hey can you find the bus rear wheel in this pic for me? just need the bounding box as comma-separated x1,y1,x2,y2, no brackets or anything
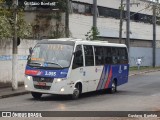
31,92,42,99
109,80,117,94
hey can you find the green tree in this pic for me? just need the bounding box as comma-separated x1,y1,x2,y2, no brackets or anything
85,26,99,40
0,0,31,40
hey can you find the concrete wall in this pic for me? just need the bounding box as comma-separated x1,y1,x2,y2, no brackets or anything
24,11,65,39
156,48,160,66
69,14,160,41
130,47,152,66
0,40,38,83
130,47,160,67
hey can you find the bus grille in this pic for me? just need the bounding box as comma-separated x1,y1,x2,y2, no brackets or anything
33,77,54,83
33,77,53,90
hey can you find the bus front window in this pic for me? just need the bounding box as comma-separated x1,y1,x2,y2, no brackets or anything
28,44,74,68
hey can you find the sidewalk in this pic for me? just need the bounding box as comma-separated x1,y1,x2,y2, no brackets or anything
129,68,160,76
0,68,160,99
0,86,29,99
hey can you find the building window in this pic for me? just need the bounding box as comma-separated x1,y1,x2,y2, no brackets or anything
85,4,92,14
72,2,92,14
98,6,120,19
72,1,155,25
134,14,139,22
72,2,79,13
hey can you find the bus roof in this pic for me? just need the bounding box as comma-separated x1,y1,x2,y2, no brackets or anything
38,38,127,48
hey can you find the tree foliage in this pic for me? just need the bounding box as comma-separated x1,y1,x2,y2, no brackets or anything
85,27,99,40
0,0,31,40
0,0,68,40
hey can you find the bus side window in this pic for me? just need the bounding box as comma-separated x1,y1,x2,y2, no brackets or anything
94,46,104,65
119,48,128,64
72,45,83,69
84,45,94,66
112,47,119,64
104,47,112,64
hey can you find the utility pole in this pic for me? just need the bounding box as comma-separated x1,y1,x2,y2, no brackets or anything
93,0,97,28
65,0,69,38
152,1,156,67
126,0,130,52
12,0,18,90
120,0,140,44
119,0,124,43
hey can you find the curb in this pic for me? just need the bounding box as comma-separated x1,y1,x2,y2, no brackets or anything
0,91,30,99
129,69,160,76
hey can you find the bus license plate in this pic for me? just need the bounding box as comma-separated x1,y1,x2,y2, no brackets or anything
37,82,46,86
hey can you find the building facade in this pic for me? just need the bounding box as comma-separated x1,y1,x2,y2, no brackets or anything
69,0,160,66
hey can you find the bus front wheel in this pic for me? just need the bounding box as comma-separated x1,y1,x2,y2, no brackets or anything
31,92,42,99
71,83,82,99
72,88,80,100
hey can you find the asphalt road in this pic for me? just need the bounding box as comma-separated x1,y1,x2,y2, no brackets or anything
0,71,160,119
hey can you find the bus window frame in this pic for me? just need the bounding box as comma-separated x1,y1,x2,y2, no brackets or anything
94,46,105,66
72,44,84,69
83,45,94,67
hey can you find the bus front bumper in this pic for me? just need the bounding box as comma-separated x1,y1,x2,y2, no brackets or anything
24,76,74,95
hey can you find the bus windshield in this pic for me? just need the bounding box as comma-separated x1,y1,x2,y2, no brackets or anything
28,44,74,68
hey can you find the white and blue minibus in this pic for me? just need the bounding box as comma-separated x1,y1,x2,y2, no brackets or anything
25,38,129,99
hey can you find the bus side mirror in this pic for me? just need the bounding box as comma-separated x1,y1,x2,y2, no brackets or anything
29,47,33,55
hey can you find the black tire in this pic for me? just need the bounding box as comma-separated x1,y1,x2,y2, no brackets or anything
31,92,42,99
108,80,117,94
72,87,80,100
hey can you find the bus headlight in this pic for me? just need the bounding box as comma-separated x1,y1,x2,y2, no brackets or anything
60,87,65,92
27,76,31,80
56,78,62,82
56,78,67,83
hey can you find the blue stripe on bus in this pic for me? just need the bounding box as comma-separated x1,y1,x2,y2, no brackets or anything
97,64,129,90
25,65,69,78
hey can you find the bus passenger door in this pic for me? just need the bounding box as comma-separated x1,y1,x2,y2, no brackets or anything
71,45,88,93
82,45,97,92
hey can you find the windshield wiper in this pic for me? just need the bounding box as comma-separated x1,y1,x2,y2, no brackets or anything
45,61,63,68
29,62,42,66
